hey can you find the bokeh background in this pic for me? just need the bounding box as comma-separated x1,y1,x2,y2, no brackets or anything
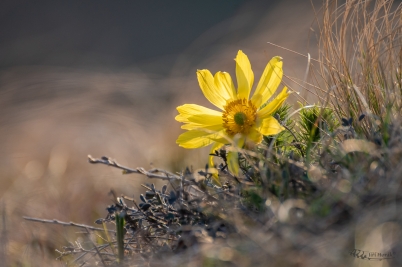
0,0,320,265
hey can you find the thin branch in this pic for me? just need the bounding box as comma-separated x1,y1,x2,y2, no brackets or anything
85,228,107,267
23,216,116,233
267,42,321,62
87,155,187,183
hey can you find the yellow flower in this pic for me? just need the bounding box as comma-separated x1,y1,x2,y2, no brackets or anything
176,50,290,180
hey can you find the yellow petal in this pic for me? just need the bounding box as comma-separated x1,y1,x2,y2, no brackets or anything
211,173,222,186
197,69,228,110
227,151,240,176
208,130,232,144
176,104,222,125
181,126,230,144
251,56,283,106
259,116,285,136
176,130,214,148
177,129,228,149
214,71,236,101
257,87,290,119
251,93,262,108
181,123,223,131
209,142,224,186
209,142,225,168
235,50,254,100
247,127,263,144
226,134,245,176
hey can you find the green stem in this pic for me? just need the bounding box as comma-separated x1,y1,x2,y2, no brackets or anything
115,212,125,264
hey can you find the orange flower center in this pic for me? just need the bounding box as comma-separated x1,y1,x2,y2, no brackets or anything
222,99,257,135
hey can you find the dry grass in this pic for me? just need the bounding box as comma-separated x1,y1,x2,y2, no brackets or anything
315,0,402,135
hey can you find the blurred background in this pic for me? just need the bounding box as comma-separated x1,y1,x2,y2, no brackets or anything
0,0,320,265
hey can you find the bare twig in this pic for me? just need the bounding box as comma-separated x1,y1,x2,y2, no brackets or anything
85,228,107,267
87,155,188,183
70,244,113,263
267,42,321,62
23,216,116,232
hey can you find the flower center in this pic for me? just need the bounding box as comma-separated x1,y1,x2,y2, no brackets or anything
222,99,257,136
234,112,247,125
